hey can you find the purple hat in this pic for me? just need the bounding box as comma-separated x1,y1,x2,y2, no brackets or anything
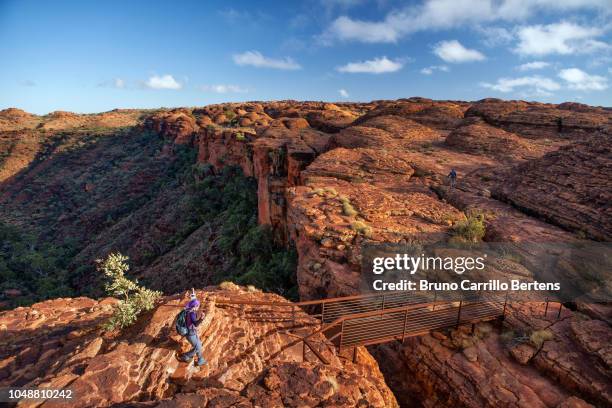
186,299,200,310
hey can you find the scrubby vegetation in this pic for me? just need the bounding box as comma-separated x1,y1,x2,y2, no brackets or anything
351,220,372,237
0,221,77,307
529,329,554,348
0,124,298,306
186,166,298,299
98,252,161,330
451,211,486,242
340,195,358,217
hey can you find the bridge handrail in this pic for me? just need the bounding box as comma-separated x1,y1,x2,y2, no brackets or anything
215,292,392,307
216,291,508,361
216,290,498,308
302,297,501,341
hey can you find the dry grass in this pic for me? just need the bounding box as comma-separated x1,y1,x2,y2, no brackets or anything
219,281,240,291
340,195,358,217
530,329,554,348
350,220,372,237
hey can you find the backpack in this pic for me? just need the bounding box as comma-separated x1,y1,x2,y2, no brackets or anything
175,310,189,336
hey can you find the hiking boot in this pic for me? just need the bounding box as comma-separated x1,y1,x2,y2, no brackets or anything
196,357,207,366
178,354,191,363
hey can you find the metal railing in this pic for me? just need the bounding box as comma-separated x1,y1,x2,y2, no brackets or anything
216,291,509,363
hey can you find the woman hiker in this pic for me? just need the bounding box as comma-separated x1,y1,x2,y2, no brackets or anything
178,296,208,367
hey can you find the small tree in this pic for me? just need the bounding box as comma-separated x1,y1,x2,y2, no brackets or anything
97,252,161,330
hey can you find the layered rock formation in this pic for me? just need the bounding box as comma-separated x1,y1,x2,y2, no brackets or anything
445,117,542,160
1,98,610,407
373,301,611,408
494,132,611,240
465,99,611,139
0,286,396,407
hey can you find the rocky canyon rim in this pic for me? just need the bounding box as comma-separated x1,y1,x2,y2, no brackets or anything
0,97,610,407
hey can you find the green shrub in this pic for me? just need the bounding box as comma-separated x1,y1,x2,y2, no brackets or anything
451,211,486,242
187,166,298,300
0,222,76,307
98,252,161,330
224,109,236,121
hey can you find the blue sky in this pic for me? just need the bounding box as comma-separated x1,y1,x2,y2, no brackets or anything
1,0,610,114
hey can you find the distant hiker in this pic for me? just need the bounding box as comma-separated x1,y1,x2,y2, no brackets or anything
176,291,207,367
448,168,457,188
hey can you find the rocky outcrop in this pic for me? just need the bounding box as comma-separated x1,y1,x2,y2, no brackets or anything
445,117,539,160
288,147,465,299
354,98,469,130
357,115,441,141
2,98,610,407
0,108,39,132
0,286,397,407
466,99,611,139
146,109,199,145
372,302,608,408
493,132,611,240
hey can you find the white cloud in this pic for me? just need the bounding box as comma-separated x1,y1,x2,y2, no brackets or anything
514,22,609,56
420,65,449,75
517,61,550,71
481,75,561,95
200,84,248,93
433,40,485,63
98,78,126,89
318,0,609,44
339,89,350,98
558,68,608,90
336,56,404,74
321,16,400,43
145,74,182,90
477,26,514,46
113,78,125,89
218,9,270,26
232,51,301,70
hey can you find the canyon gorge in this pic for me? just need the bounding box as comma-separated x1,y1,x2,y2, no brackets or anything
0,98,610,407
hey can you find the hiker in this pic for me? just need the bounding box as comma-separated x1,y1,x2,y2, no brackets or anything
448,168,457,188
177,296,207,367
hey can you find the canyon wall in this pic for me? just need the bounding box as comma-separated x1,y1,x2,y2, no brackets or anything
144,98,611,407
1,98,610,407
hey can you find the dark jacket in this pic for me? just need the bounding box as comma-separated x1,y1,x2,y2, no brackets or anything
186,310,203,335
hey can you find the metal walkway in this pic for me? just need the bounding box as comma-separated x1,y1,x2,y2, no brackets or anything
217,290,509,363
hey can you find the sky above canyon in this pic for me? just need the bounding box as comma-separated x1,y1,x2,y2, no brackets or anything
0,0,610,114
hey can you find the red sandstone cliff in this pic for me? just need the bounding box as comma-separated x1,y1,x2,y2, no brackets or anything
1,98,610,407
141,99,610,407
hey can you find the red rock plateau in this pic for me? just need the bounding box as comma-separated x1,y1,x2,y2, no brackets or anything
0,98,610,407
1,286,396,407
